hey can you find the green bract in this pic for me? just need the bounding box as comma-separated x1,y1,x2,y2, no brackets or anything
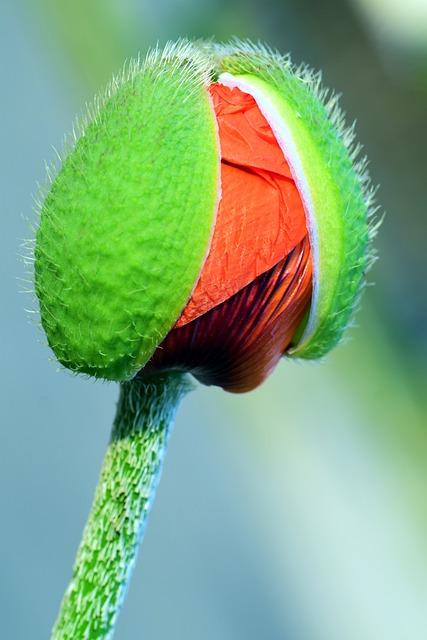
214,41,374,359
35,39,375,382
35,42,219,381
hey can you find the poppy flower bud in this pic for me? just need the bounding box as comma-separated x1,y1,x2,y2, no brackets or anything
35,39,375,391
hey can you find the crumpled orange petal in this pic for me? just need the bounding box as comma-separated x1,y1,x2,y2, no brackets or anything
176,83,307,327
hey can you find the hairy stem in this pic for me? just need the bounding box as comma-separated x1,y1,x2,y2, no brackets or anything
51,372,192,640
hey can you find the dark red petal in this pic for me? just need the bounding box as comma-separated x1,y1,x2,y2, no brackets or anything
142,236,312,393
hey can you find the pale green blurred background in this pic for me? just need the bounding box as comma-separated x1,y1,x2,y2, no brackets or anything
2,0,427,638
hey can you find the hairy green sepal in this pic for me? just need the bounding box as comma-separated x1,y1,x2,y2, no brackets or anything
35,47,219,381
217,44,369,359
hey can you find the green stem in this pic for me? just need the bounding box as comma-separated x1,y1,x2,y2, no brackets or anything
51,372,192,640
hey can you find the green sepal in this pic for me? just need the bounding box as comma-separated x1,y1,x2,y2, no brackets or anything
216,41,372,360
35,42,219,381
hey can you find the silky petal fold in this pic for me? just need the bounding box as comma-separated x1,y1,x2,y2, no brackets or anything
177,84,307,326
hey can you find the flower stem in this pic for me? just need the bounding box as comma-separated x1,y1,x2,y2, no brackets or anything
51,372,192,640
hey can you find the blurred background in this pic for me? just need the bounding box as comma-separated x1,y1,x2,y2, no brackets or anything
2,0,427,638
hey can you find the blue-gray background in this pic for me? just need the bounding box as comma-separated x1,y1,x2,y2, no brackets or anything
2,1,427,638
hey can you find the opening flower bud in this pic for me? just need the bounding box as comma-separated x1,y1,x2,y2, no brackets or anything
35,39,375,391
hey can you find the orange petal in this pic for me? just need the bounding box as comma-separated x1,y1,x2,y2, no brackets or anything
177,83,307,327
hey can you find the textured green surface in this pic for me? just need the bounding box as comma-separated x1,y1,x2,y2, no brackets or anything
35,43,219,381
51,373,191,640
216,42,370,359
